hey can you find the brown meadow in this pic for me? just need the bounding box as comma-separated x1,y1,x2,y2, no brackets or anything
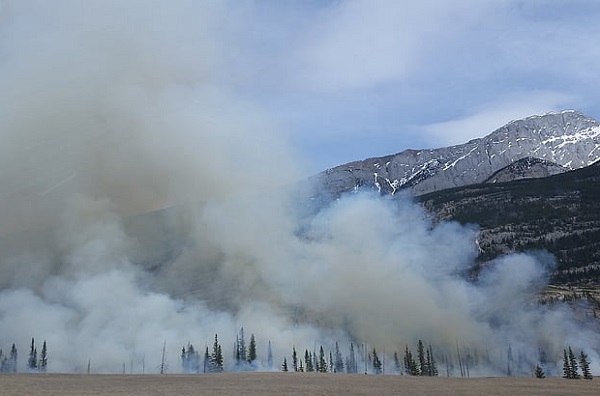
0,372,598,395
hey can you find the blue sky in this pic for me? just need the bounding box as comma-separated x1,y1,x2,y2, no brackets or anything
223,0,600,171
2,0,600,174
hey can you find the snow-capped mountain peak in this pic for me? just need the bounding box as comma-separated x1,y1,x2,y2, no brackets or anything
311,110,600,198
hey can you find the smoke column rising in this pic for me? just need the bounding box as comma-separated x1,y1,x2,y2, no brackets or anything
0,1,597,375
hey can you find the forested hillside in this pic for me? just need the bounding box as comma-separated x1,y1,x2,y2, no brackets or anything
419,161,600,285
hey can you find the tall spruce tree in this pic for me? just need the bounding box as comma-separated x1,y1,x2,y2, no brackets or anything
507,345,513,377
563,349,572,379
534,364,545,379
427,344,438,376
393,351,401,374
211,334,223,372
247,334,257,363
292,347,298,372
347,343,357,374
38,340,48,373
182,343,199,373
304,350,314,372
281,357,288,372
372,349,382,374
404,345,419,376
579,350,592,380
334,342,344,373
181,346,187,370
318,346,327,373
203,346,210,373
267,341,273,369
9,344,17,373
568,347,580,379
236,328,246,364
417,340,427,376
28,338,38,371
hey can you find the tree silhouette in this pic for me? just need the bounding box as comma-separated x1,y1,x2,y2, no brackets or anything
292,347,298,372
579,350,592,380
534,364,545,379
281,357,288,372
28,338,38,371
39,341,48,373
248,334,257,363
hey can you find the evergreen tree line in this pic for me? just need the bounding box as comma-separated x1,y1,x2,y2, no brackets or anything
180,334,224,373
179,331,596,380
0,338,48,374
560,346,593,380
282,340,437,376
181,329,271,373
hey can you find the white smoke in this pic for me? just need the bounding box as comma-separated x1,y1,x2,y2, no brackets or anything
0,1,597,375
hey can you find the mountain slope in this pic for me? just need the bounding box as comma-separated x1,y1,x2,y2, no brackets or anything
419,161,600,284
311,110,600,198
484,157,567,183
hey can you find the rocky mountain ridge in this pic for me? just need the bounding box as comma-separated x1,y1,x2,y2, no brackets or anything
483,157,567,184
311,110,600,198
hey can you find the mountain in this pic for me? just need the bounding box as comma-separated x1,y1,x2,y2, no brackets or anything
311,110,600,199
483,157,567,184
419,160,600,284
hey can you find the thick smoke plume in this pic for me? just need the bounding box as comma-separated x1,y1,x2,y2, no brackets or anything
0,1,597,375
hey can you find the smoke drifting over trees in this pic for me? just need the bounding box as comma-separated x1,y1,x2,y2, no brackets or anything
0,1,597,376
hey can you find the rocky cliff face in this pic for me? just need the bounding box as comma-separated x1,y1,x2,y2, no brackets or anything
311,110,600,198
484,157,567,184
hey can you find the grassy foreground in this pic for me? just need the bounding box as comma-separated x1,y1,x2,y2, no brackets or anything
0,372,598,395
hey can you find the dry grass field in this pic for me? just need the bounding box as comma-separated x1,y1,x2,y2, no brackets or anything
0,372,598,395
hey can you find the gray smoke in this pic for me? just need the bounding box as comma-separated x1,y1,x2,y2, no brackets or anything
0,1,597,375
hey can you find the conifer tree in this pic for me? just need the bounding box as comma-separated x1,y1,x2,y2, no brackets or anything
267,341,273,369
393,351,401,374
334,342,344,373
248,334,257,363
347,343,356,374
28,338,38,371
282,357,288,372
203,346,210,373
234,328,246,365
427,344,438,376
417,340,427,376
181,343,199,373
39,339,48,372
563,349,572,379
190,344,200,373
292,347,298,372
304,350,314,372
299,360,304,372
372,348,382,374
318,346,327,373
579,350,592,380
568,347,580,379
9,344,17,373
507,345,513,377
534,364,545,379
233,339,239,363
211,334,223,372
329,351,333,373
181,346,187,370
404,345,419,376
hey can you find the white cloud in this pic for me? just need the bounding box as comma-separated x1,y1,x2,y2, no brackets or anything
421,91,576,147
292,0,493,92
